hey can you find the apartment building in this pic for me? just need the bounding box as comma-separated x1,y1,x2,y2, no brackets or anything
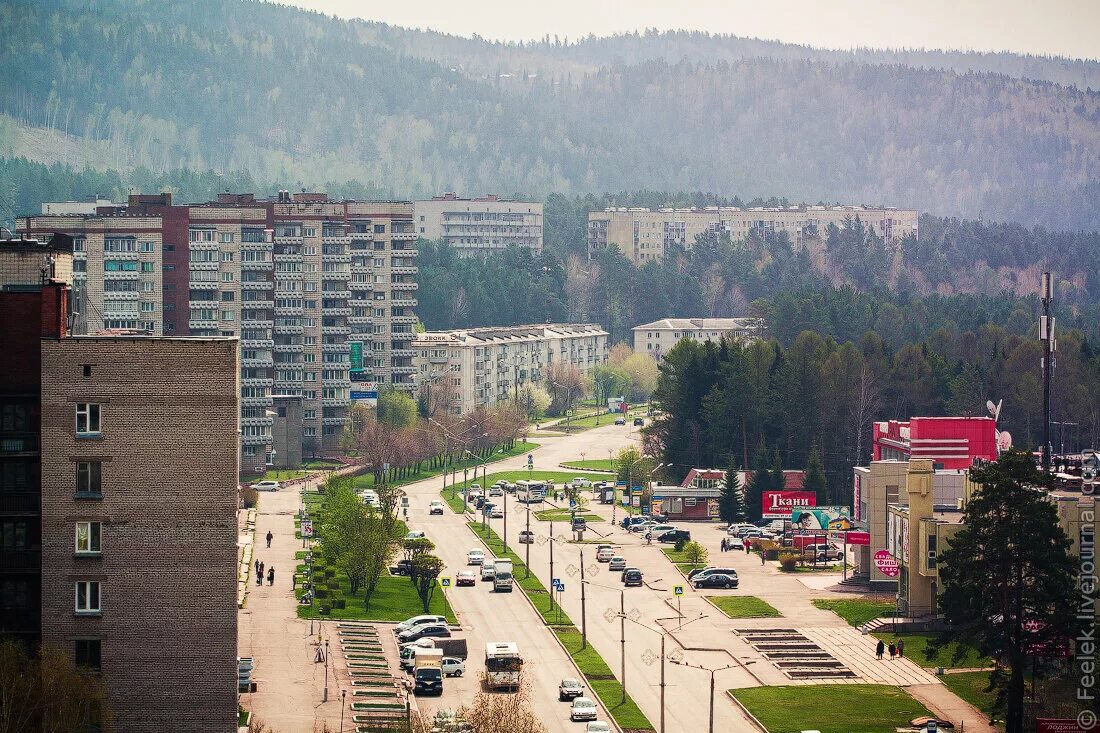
18,212,167,334
0,236,240,732
414,193,543,254
632,317,762,358
588,205,919,263
19,191,419,474
412,323,609,414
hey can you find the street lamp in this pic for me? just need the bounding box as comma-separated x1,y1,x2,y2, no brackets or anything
617,612,709,733
669,658,749,733
584,578,629,705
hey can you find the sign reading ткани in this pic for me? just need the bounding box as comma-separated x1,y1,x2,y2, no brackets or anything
762,491,817,519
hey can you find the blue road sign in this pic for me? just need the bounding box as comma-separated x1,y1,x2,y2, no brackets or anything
557,583,566,593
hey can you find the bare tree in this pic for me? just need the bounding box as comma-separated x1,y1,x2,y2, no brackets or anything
0,639,113,733
459,683,547,733
545,362,586,417
851,361,882,466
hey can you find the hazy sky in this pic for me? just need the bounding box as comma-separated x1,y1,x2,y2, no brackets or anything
283,0,1099,60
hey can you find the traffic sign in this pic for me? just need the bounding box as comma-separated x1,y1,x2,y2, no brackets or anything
301,520,313,538
552,577,561,587
673,585,684,596
527,454,534,467
569,500,577,509
557,583,566,593
441,577,451,588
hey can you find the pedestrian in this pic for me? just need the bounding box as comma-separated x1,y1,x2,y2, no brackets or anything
268,567,275,585
254,559,260,574
259,561,265,577
888,642,896,658
744,538,751,553
875,640,885,659
266,530,273,548
720,538,726,552
897,639,905,657
256,569,263,585
760,549,766,565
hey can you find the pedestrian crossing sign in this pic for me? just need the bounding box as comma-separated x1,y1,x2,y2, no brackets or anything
441,577,451,587
673,585,684,596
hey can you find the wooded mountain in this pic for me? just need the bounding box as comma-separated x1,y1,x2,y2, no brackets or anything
1,0,1098,229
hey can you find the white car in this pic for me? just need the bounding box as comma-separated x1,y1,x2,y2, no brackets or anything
585,723,612,733
395,615,447,634
404,530,426,541
490,506,504,519
251,480,281,491
629,521,658,533
481,561,497,581
488,486,504,497
596,547,615,562
467,549,485,565
518,530,535,544
572,477,592,488
570,697,598,721
441,657,465,677
608,555,627,571
429,500,446,515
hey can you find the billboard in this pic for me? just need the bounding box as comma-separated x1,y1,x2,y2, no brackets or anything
349,341,364,373
762,491,817,519
351,384,378,407
788,505,853,531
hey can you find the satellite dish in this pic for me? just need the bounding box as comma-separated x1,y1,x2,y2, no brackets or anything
997,431,1013,452
986,399,1003,422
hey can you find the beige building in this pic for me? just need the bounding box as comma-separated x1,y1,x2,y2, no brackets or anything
414,193,543,254
632,317,762,358
0,234,75,290
412,323,609,414
18,214,166,335
588,205,919,263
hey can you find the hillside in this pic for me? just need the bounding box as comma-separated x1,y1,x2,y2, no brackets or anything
0,0,1098,230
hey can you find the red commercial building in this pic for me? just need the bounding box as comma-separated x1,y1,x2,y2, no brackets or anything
873,417,998,470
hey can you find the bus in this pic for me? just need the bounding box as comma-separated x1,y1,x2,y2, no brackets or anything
484,642,522,690
515,480,548,504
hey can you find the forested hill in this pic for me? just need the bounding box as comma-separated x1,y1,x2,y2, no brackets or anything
1,0,1099,229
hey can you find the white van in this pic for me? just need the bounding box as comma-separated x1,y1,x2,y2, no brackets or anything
481,560,497,581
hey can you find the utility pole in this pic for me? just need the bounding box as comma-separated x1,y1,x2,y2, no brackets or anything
660,633,666,733
503,484,508,555
580,548,587,650
525,503,531,579
548,520,555,612
1040,272,1055,472
619,591,626,705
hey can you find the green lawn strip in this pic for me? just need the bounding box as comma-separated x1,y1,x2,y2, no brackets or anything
939,671,1002,724
870,632,992,669
466,522,569,626
555,627,654,731
354,441,539,491
732,684,932,733
297,573,455,624
811,598,896,627
534,509,604,522
660,547,705,570
560,459,616,471
553,407,648,432
705,596,782,618
441,468,608,516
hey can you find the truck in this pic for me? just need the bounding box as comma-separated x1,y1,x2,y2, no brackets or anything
413,647,444,696
493,559,514,592
400,638,469,669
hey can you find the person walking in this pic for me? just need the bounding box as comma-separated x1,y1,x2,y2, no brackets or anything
744,538,751,553
760,549,766,565
256,568,263,585
254,559,260,574
888,642,896,658
267,567,275,586
897,639,905,657
875,640,885,659
259,561,265,577
266,530,273,548
720,538,726,552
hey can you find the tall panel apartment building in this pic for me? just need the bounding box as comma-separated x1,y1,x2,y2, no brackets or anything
588,205,919,263
414,193,543,254
20,192,419,474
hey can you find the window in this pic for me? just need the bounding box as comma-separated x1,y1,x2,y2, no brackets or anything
104,260,137,272
219,232,235,243
304,227,317,238
139,241,155,253
374,224,386,234
222,272,233,282
221,310,234,322
221,251,234,262
76,462,102,497
82,364,92,377
75,640,102,673
76,521,102,554
221,292,235,302
75,581,101,613
140,302,155,312
75,404,101,436
140,262,154,273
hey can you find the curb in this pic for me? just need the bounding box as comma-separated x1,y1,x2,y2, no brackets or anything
725,689,770,732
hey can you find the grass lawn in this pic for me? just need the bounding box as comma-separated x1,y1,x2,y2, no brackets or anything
353,441,540,491
533,509,604,522
554,408,646,432
303,459,344,470
940,671,1001,723
871,632,992,669
732,684,932,733
812,598,896,627
251,468,310,481
707,596,782,618
296,573,456,624
560,458,616,472
660,547,706,569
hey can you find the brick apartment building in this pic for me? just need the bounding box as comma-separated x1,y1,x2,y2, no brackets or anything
1,235,239,731
21,191,419,473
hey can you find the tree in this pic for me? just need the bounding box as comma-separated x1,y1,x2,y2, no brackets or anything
519,382,551,418
803,444,828,503
402,537,436,563
936,450,1079,733
683,540,708,568
718,465,746,524
545,362,586,417
589,364,630,409
410,554,445,613
376,389,418,428
745,439,772,522
0,639,113,733
621,352,660,402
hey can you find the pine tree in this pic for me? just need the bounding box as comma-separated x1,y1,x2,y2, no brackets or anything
745,438,771,522
936,451,1079,733
769,447,786,491
718,465,746,524
803,444,828,503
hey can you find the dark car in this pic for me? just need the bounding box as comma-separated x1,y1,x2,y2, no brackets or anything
391,559,414,576
623,569,644,587
633,417,644,426
614,417,626,425
692,573,738,589
397,624,452,643
687,567,739,581
657,529,691,544
620,567,639,583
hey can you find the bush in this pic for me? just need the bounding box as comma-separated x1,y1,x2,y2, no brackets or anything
315,588,329,599
324,568,336,579
674,538,687,552
240,486,258,508
333,598,346,610
319,605,331,615
778,552,801,572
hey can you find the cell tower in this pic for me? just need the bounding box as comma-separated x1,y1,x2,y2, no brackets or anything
1040,272,1056,471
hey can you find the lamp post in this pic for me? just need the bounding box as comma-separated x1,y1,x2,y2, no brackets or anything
669,659,742,733
339,689,346,732
323,638,330,702
582,578,628,705
617,612,709,733
524,500,531,579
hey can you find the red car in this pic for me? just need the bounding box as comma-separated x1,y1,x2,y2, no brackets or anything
456,570,476,587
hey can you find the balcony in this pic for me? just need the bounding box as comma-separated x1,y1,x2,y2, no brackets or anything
391,330,416,342
390,281,418,291
241,259,274,271
241,395,274,408
390,364,417,374
105,270,140,281
391,297,418,308
189,240,219,251
0,492,39,514
274,322,304,335
273,380,301,392
321,325,351,336
322,253,352,264
241,338,274,349
325,343,351,353
189,319,218,331
321,290,352,300
321,397,348,408
241,300,275,310
391,315,418,326
241,377,274,388
391,246,418,256
349,281,373,292
189,261,220,271
324,307,352,316
391,266,418,275
241,318,273,330
322,416,347,426
274,305,304,316
240,433,272,446
390,348,415,358
273,252,303,263
240,240,273,252
348,315,373,326
273,343,303,353
322,378,352,388
0,608,39,633
240,416,274,428
241,280,274,291
242,356,274,369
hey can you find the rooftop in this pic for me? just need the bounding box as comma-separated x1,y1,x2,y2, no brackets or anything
415,323,607,345
633,317,763,331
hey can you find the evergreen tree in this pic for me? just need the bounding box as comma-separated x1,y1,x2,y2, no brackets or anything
803,444,828,503
718,465,746,524
935,451,1079,733
769,447,786,491
745,438,771,522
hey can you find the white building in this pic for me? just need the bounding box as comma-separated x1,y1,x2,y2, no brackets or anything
632,317,762,358
414,193,543,255
413,323,609,414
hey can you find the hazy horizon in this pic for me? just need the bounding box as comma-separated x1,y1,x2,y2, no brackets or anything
280,0,1100,62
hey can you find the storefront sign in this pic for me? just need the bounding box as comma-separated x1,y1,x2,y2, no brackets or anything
789,505,852,530
762,490,817,518
1037,720,1089,733
874,549,899,577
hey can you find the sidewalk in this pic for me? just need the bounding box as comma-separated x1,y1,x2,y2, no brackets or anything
908,682,997,730
238,471,354,731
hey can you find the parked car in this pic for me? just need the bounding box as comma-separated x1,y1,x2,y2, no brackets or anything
586,723,612,733
570,697,599,722
404,530,426,541
658,530,691,544
647,524,677,536
395,615,448,634
441,657,465,677
481,561,497,581
633,417,644,426
623,569,644,587
466,549,485,565
571,517,587,532
595,546,614,562
572,477,593,488
693,573,738,589
802,543,844,561
726,523,756,536
397,624,451,643
390,559,414,576
687,567,740,582
608,555,627,571
629,521,658,533
558,677,585,701
614,417,626,425
251,480,281,491
621,516,647,530
518,530,535,544
429,500,445,515
621,567,639,582
456,570,477,587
